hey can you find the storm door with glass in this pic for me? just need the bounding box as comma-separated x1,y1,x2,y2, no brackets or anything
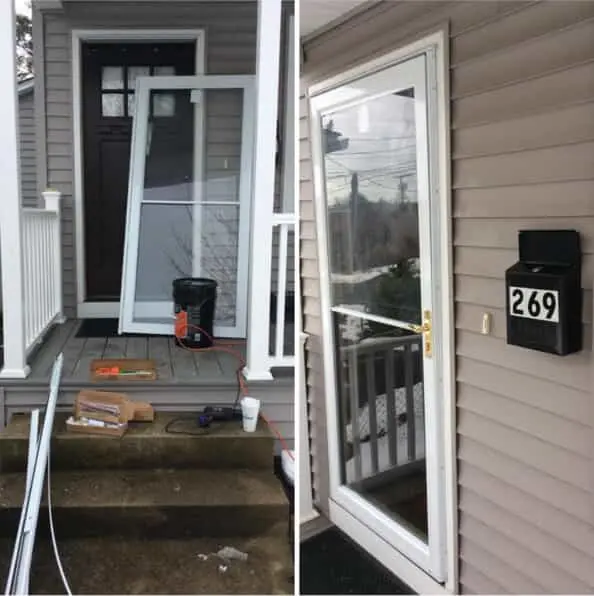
119,75,255,337
310,53,447,580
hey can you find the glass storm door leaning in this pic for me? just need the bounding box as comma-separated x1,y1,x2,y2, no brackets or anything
310,53,447,581
119,75,255,337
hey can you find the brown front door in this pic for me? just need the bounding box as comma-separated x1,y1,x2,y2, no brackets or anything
81,42,195,301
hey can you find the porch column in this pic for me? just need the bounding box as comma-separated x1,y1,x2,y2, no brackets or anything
244,0,282,381
0,0,29,379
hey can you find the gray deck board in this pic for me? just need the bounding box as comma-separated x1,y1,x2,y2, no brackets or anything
30,319,78,379
103,337,128,360
169,341,199,380
13,321,279,387
148,337,173,381
125,337,148,359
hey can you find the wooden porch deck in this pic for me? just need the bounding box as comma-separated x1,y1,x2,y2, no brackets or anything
15,319,251,386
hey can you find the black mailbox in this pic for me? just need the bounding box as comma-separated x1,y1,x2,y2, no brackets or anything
505,230,581,355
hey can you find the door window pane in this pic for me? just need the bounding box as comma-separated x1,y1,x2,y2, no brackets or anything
153,92,176,117
127,66,150,90
154,66,176,77
322,89,421,325
102,93,125,117
127,93,136,118
102,66,124,90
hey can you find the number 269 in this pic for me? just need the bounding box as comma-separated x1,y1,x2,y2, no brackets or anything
511,289,557,320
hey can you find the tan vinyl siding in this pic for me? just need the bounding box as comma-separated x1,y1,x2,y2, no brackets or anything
39,1,293,318
18,91,38,208
301,1,594,592
299,85,330,513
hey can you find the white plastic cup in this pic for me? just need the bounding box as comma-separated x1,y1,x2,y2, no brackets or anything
241,396,260,432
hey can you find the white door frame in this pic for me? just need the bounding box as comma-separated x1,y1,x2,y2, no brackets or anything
309,30,457,594
119,75,255,337
71,29,205,319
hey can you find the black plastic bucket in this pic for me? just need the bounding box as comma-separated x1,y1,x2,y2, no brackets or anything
173,277,217,349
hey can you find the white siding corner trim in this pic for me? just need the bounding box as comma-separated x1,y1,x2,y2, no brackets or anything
70,28,206,319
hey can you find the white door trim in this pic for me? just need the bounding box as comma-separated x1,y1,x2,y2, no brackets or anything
71,28,205,319
119,74,256,338
308,28,457,593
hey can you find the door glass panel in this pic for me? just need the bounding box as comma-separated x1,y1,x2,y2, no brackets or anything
102,66,123,90
128,66,150,89
128,86,246,332
323,89,420,326
323,88,429,543
102,93,125,117
153,92,176,117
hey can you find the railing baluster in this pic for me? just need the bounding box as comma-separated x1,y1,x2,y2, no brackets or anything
384,347,398,466
21,205,62,355
365,353,379,474
22,218,31,347
404,338,417,461
348,349,363,481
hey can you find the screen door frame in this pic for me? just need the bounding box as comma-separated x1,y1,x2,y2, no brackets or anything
310,47,450,583
119,74,255,337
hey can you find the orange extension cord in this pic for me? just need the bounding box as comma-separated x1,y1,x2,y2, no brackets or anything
176,322,294,460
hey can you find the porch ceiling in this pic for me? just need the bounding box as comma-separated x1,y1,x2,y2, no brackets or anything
300,0,378,39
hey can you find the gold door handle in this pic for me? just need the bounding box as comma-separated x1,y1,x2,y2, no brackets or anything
407,310,433,358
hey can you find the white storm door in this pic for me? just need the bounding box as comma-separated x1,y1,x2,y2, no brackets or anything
310,52,447,582
119,75,255,338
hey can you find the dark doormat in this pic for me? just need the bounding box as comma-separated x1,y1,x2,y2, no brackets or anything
300,526,414,595
75,318,150,339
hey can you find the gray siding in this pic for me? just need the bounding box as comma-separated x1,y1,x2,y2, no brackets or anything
18,90,38,208
301,1,594,593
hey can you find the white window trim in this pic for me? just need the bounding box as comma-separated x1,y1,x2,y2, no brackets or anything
71,29,205,319
308,28,457,595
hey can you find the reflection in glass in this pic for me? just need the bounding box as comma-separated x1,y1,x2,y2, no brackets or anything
102,93,124,117
153,93,176,117
201,205,240,325
323,89,421,325
334,312,428,540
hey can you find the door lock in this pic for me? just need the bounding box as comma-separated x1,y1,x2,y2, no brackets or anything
407,310,433,358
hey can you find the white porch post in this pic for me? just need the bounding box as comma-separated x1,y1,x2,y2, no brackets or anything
244,0,282,381
0,0,29,379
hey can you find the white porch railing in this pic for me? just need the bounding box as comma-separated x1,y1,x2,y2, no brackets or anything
22,191,64,355
270,212,296,368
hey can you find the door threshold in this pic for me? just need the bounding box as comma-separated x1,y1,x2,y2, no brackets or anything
78,302,120,318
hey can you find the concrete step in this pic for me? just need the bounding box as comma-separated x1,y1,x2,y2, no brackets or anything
0,412,274,472
0,526,292,594
0,468,289,539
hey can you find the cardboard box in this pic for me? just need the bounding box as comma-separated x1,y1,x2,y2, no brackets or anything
75,389,133,424
70,390,154,437
66,416,127,438
90,359,158,382
132,400,155,422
